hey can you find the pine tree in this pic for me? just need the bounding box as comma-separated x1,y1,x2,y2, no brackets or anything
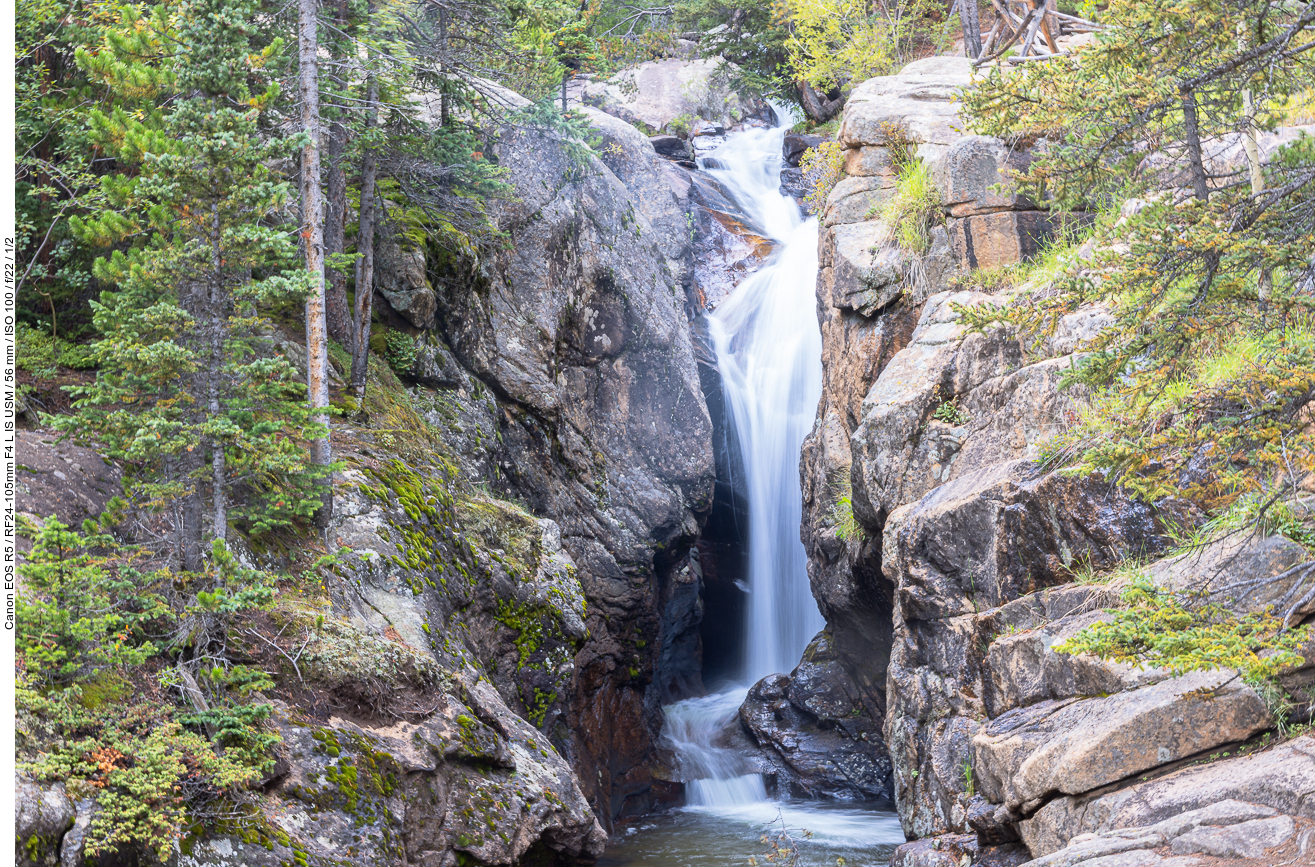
960,0,1315,511
64,0,325,566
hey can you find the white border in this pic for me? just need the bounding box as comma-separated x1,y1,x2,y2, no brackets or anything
3,0,20,850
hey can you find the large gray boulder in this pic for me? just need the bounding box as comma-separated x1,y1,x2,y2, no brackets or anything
15,778,75,867
1019,735,1315,857
839,57,974,170
178,686,607,867
582,58,743,132
375,232,437,330
738,632,893,800
937,135,1036,218
972,670,1272,814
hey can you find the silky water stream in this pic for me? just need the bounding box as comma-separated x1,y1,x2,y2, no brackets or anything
599,113,905,866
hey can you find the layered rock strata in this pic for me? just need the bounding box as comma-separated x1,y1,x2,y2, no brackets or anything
799,55,1315,867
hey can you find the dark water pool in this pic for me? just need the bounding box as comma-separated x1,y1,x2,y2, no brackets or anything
599,800,905,867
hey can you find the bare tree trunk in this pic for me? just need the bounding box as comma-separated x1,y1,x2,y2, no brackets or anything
351,74,379,400
210,203,226,542
958,0,982,59
1179,85,1211,202
300,0,333,525
178,272,208,570
181,447,204,571
324,0,351,344
439,8,450,126
325,119,351,344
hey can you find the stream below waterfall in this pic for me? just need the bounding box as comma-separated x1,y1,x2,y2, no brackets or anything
600,111,904,866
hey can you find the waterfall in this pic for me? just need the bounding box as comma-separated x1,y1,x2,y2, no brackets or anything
661,106,826,809
704,107,826,684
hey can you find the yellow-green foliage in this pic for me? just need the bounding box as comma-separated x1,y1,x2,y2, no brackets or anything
777,0,950,92
16,322,97,378
800,141,845,216
828,495,863,541
879,160,942,254
1038,321,1315,509
1055,577,1311,684
1277,87,1315,125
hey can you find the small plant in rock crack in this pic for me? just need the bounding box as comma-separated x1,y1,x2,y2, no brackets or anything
963,760,976,798
829,495,864,541
932,400,969,426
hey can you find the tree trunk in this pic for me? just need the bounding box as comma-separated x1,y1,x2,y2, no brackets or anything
958,0,982,59
1178,85,1211,202
797,80,844,124
209,203,226,542
324,0,351,344
325,119,351,344
351,74,379,400
439,8,450,125
180,448,204,571
300,0,333,525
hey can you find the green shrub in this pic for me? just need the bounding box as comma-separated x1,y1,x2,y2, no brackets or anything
384,331,420,375
667,112,695,139
879,160,942,254
931,400,969,426
16,322,96,378
17,522,281,862
1055,576,1311,685
17,519,165,681
800,141,846,216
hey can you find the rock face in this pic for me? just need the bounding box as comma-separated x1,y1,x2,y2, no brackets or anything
800,59,1093,829
18,79,722,865
431,108,715,824
178,685,607,867
582,58,743,133
738,632,893,799
800,54,1312,867
14,430,123,545
375,231,437,330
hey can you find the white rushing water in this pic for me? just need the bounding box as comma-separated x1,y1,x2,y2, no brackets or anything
611,105,903,867
705,107,826,682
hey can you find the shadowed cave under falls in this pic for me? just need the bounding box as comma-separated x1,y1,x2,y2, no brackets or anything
600,110,904,866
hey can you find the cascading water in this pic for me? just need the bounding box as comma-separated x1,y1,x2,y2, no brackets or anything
600,110,903,865
705,122,826,683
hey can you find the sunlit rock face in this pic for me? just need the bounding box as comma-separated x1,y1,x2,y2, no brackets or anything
804,55,1315,867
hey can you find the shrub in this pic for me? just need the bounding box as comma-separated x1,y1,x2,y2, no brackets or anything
1055,576,1311,685
17,522,281,862
384,330,420,375
879,160,942,253
16,322,97,378
800,141,845,216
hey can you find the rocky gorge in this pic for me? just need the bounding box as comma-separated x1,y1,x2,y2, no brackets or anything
15,47,1315,867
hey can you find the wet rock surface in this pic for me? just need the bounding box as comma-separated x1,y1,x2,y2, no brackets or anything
738,633,893,799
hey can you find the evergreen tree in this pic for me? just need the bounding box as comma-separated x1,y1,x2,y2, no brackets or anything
960,0,1315,514
64,0,325,566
